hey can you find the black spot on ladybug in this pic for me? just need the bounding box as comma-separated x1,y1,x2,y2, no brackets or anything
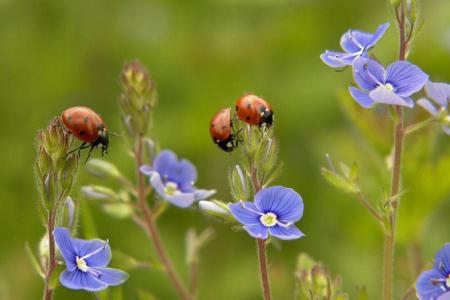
84,116,89,124
80,130,86,136
222,125,226,130
67,116,72,123
211,124,215,128
246,116,250,121
247,103,251,109
235,105,239,111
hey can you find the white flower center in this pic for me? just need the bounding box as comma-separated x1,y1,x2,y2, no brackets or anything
76,256,89,272
384,83,394,92
164,181,180,196
260,212,277,227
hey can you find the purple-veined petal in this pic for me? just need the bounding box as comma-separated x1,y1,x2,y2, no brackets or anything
416,269,448,300
94,267,129,286
349,30,373,48
73,238,111,268
433,244,450,275
229,202,261,225
340,30,363,53
269,225,304,240
193,189,216,201
243,224,269,239
60,269,107,292
353,57,385,91
139,165,153,176
385,61,428,97
417,98,439,116
148,171,196,207
254,186,303,223
152,150,178,179
369,86,414,107
425,81,450,108
366,22,390,48
53,227,77,271
349,87,375,108
320,51,357,68
167,159,198,186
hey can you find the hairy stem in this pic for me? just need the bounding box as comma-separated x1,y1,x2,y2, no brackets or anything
43,208,57,300
249,160,271,300
135,136,191,300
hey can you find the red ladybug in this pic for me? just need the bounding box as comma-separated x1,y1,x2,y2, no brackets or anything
209,108,239,152
61,106,109,159
235,94,273,127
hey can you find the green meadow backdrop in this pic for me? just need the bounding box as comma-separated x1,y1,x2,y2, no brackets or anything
1,0,449,299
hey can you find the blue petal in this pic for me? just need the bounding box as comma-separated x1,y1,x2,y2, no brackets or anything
425,81,450,108
366,22,390,49
385,61,428,97
269,225,305,240
434,244,450,275
349,87,375,108
152,150,178,177
94,267,129,286
254,186,303,223
340,30,363,53
194,189,216,201
53,227,77,271
60,269,107,292
353,57,385,91
416,269,448,300
153,150,198,186
149,171,196,207
229,202,261,225
243,224,269,239
369,86,414,107
140,165,153,176
320,51,358,68
72,238,111,268
417,98,439,116
439,292,450,300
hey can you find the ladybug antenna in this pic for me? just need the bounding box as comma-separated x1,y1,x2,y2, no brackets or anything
109,131,122,137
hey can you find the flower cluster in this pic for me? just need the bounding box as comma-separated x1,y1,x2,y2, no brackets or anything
321,22,430,110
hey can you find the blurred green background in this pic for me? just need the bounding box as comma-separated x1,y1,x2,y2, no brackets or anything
1,0,450,299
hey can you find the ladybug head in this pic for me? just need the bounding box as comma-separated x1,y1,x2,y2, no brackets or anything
96,128,109,155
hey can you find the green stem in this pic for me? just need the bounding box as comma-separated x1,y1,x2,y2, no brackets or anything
43,208,57,300
135,136,191,300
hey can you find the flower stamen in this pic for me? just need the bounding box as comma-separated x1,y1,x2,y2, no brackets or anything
260,212,277,227
164,181,180,196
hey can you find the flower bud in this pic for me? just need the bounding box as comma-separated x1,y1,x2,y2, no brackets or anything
229,164,249,201
81,185,118,201
39,233,50,267
144,137,156,162
85,159,122,180
37,146,52,176
65,197,75,228
199,200,235,222
120,60,156,110
60,153,79,193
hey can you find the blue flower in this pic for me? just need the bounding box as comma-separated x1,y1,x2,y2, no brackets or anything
140,150,216,208
416,244,450,300
228,186,304,240
417,81,450,135
349,57,428,108
53,227,128,292
321,22,389,68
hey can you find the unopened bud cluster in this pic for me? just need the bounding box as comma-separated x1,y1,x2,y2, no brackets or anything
35,118,79,211
120,60,157,139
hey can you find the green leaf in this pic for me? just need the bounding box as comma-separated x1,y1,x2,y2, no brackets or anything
25,242,45,279
321,167,360,194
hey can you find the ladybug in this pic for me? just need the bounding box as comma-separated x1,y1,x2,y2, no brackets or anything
61,106,109,159
235,94,273,128
209,107,239,152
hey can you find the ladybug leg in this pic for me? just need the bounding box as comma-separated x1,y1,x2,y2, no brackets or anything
85,144,96,164
66,142,88,157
